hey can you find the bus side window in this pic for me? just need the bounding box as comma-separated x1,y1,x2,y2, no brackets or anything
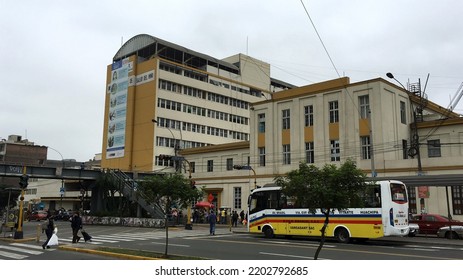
267,192,278,209
364,186,381,208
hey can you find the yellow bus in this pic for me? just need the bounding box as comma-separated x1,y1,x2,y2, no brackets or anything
247,180,409,243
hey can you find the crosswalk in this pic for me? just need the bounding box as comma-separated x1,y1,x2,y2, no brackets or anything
0,229,211,259
0,243,56,259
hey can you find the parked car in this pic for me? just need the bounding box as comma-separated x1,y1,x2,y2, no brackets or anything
28,210,48,221
437,225,463,239
408,223,419,237
410,214,463,235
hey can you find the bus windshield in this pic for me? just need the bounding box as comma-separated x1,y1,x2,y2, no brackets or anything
390,183,408,203
249,188,287,214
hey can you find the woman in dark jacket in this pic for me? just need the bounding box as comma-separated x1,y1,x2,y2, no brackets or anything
71,212,82,243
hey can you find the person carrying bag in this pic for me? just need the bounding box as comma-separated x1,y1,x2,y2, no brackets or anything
80,227,92,242
70,212,82,243
42,218,56,249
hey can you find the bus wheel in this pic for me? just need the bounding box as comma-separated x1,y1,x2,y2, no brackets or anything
263,227,274,238
335,228,350,243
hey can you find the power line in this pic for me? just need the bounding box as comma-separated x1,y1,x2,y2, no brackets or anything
299,0,340,78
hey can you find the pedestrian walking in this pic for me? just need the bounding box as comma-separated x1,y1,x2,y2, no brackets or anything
220,209,226,224
42,217,55,249
70,211,82,243
208,210,217,235
239,210,245,224
232,210,239,227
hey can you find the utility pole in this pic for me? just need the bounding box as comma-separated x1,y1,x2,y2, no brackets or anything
368,109,376,177
14,167,28,239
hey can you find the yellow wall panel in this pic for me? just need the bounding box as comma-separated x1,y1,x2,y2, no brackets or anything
257,133,265,147
304,126,314,142
282,129,291,145
329,123,339,140
359,119,370,137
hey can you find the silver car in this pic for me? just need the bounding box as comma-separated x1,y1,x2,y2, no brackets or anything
408,223,419,237
437,225,463,239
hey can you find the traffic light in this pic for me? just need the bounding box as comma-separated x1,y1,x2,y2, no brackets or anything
233,165,243,170
19,175,29,189
190,180,196,189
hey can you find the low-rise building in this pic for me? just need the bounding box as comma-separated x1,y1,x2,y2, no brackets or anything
181,77,463,219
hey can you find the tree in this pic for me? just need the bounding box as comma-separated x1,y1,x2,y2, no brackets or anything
274,158,367,260
138,173,203,257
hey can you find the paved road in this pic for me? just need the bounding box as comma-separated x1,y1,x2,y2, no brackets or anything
0,221,234,260
1,221,462,260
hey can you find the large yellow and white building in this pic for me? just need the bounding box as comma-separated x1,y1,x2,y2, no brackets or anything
101,34,291,172
102,34,463,220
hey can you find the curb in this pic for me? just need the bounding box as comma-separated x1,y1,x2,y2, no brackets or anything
58,245,161,260
0,237,36,243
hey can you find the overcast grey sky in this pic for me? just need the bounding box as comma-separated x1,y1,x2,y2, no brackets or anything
1,0,463,162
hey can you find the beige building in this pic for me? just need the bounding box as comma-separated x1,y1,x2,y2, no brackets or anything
182,77,463,219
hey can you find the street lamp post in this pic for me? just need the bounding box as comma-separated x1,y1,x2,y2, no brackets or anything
152,119,183,170
47,146,66,208
183,158,193,230
386,72,423,175
152,119,193,230
233,165,257,189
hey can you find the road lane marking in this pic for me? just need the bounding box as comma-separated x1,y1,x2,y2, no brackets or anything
261,240,337,248
151,242,190,247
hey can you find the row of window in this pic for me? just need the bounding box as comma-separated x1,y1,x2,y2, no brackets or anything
258,96,408,133
255,137,441,167
159,79,250,110
156,117,249,141
160,62,207,82
159,61,264,98
156,137,207,150
157,98,249,125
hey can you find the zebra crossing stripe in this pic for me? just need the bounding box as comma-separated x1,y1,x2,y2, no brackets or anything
12,243,55,251
98,234,149,239
58,240,104,245
112,233,154,238
0,245,43,255
0,250,28,260
83,238,119,243
90,235,144,241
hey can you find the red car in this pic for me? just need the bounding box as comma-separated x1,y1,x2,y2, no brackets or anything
411,214,463,235
28,210,48,221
